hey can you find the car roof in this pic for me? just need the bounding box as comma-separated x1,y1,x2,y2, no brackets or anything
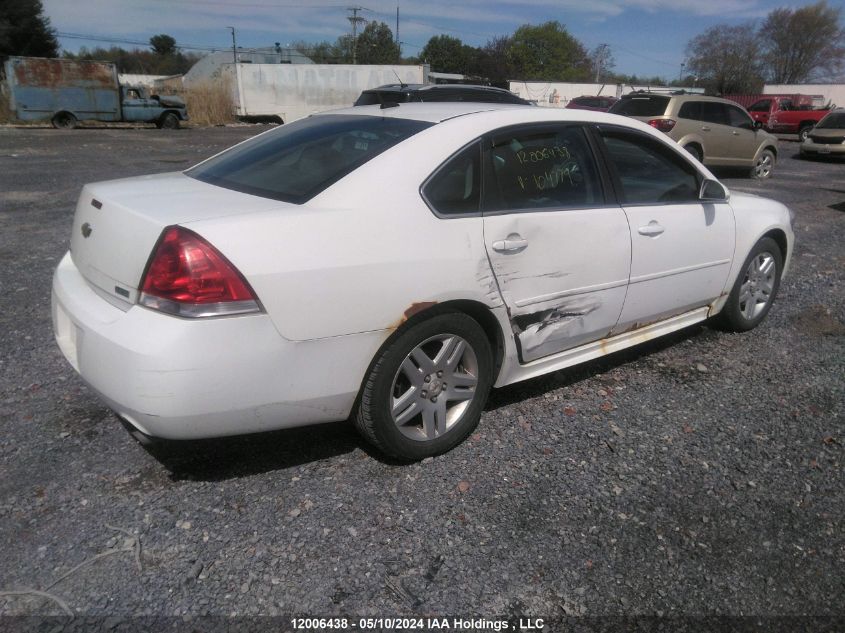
317,101,665,129
619,92,740,105
365,84,515,94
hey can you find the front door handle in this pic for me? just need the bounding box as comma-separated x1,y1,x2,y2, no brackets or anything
732,130,740,136
638,221,665,237
492,234,529,252
701,126,711,132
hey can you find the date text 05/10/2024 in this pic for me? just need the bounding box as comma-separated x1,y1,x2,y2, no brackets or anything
289,617,546,631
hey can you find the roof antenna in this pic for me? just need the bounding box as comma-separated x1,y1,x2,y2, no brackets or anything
392,68,408,89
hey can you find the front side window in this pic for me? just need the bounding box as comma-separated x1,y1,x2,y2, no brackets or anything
486,126,602,212
748,100,771,112
599,129,700,205
422,142,481,215
187,114,432,203
726,105,754,129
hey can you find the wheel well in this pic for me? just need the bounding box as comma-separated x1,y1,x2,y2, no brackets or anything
762,228,788,259
684,142,703,158
764,144,778,158
799,121,815,128
391,299,506,383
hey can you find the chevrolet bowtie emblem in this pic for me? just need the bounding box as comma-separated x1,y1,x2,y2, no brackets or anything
81,222,93,238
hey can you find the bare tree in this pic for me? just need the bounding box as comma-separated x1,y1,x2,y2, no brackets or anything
759,1,845,83
685,24,765,94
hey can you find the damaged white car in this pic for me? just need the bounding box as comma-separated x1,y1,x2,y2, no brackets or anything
52,103,794,460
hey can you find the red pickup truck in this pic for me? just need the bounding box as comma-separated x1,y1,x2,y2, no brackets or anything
747,96,832,141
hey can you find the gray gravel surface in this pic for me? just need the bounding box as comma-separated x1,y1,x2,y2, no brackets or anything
0,126,842,623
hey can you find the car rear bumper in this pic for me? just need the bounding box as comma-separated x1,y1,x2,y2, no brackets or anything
51,252,378,440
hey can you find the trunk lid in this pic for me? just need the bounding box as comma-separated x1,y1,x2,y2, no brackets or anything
69,172,286,306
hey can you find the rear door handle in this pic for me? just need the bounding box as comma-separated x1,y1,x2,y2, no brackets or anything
732,130,740,136
492,235,529,252
638,222,665,237
701,126,711,132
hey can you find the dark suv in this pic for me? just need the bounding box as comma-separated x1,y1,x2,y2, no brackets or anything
354,84,532,106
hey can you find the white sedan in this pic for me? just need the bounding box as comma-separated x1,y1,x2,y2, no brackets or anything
52,103,794,460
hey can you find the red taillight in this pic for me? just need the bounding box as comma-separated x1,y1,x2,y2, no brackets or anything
647,118,676,133
139,226,260,317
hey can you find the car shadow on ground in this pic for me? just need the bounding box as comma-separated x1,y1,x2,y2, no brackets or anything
149,323,713,481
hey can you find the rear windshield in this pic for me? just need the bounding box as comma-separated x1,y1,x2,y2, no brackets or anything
187,114,432,203
610,95,670,117
817,113,845,129
354,91,410,105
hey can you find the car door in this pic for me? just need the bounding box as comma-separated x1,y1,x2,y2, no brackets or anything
480,124,631,363
724,103,763,163
696,101,737,163
596,126,735,331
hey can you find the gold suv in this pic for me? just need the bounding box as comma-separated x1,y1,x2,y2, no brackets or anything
610,93,779,179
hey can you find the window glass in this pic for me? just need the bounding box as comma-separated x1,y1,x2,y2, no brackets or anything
780,99,794,111
678,101,702,121
748,100,771,112
486,126,602,211
726,105,753,129
422,142,481,215
699,102,727,125
609,95,670,117
600,130,700,204
187,114,432,204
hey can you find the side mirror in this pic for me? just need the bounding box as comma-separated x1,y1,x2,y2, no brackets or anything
700,179,729,202
754,120,763,129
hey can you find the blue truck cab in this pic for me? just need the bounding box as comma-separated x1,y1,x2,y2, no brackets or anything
4,56,188,129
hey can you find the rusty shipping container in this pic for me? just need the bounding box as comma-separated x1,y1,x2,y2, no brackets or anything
4,56,121,124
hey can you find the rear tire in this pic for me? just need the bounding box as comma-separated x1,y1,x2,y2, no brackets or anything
51,112,77,129
355,312,493,461
713,237,782,332
684,143,703,162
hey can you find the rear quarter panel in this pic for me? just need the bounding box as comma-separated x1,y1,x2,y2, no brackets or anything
185,119,506,342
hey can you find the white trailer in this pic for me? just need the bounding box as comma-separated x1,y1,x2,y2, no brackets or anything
218,63,428,123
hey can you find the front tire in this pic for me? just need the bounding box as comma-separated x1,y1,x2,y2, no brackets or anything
798,124,813,143
714,237,782,332
750,149,775,179
158,112,180,129
355,313,493,460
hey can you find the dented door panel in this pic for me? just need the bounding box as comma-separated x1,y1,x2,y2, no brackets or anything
483,208,631,363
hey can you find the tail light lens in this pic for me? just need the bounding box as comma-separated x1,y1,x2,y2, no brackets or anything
139,226,261,318
648,118,676,133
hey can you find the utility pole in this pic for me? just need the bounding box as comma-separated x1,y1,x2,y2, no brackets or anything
594,43,608,83
227,26,237,64
396,5,400,61
347,7,367,64
679,62,686,83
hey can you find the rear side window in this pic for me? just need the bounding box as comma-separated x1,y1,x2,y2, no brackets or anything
599,129,700,205
678,101,702,121
699,102,727,125
610,96,670,117
422,142,481,215
748,100,771,112
354,91,411,105
187,114,432,203
486,126,602,212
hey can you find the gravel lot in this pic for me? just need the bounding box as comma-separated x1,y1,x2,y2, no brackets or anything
0,125,842,628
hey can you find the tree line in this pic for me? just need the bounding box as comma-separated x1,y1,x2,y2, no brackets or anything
684,1,844,94
3,0,842,92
